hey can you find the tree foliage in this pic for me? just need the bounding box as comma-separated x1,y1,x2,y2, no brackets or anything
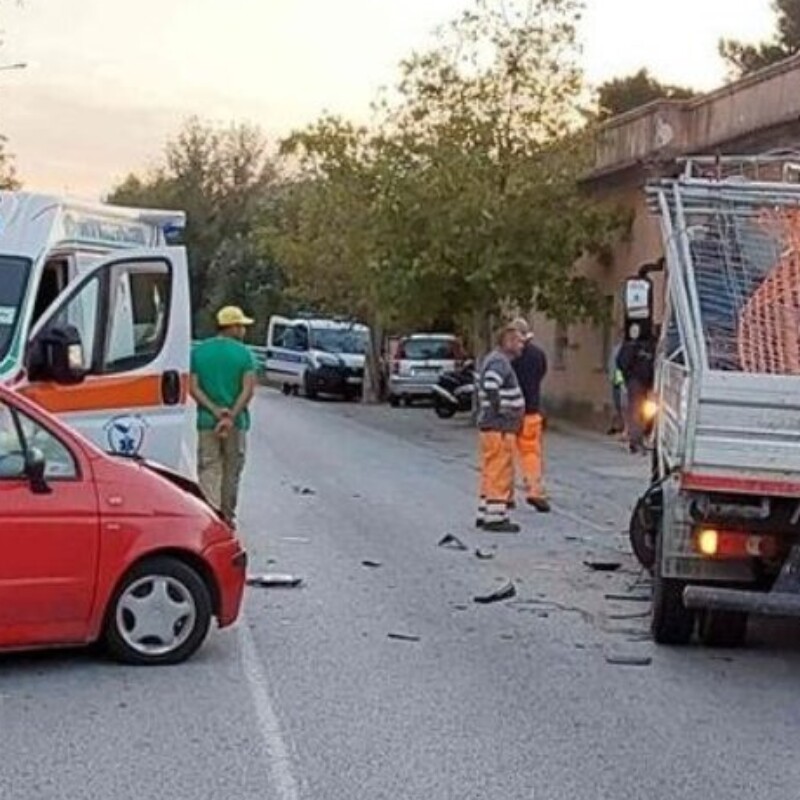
720,0,800,78
107,0,629,401
0,135,19,189
269,0,625,377
108,118,281,339
597,69,696,120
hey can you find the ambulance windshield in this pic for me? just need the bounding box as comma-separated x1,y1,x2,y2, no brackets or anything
0,257,31,363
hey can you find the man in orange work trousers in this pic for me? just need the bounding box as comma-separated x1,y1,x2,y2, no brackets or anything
476,323,526,533
510,318,551,514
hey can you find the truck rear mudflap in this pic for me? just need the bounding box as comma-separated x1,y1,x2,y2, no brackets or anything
684,544,800,617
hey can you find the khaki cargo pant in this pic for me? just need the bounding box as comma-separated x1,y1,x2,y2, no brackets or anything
198,428,247,526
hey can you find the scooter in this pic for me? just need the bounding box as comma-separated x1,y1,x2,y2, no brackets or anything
432,362,475,419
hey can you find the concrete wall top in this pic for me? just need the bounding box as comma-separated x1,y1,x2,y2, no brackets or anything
587,53,800,182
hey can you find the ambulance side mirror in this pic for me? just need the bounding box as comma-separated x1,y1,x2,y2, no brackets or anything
27,324,87,385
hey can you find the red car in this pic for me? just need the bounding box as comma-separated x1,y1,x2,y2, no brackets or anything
0,384,246,665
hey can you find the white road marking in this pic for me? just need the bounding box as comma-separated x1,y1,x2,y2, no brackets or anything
239,622,301,800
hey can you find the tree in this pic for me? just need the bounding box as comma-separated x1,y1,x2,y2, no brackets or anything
720,0,800,78
381,0,624,347
270,0,626,397
268,117,399,400
108,118,281,339
0,135,19,189
597,69,696,120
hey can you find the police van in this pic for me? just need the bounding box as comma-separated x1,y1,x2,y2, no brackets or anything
265,316,370,399
0,192,196,477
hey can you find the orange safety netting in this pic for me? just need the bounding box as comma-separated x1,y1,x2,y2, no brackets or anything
737,208,800,375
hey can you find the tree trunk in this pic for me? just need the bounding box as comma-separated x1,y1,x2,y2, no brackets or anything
471,308,494,364
362,319,385,404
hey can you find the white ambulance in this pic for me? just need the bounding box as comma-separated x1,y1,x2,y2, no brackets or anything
0,192,196,478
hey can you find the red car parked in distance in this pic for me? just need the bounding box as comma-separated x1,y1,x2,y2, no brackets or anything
0,384,246,665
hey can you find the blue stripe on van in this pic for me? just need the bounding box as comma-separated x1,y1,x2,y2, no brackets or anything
266,350,307,364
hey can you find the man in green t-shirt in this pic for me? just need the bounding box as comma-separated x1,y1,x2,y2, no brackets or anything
190,305,257,527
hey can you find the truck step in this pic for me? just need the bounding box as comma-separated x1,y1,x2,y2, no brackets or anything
684,586,800,617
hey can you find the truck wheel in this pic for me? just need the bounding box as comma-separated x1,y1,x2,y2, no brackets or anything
652,530,695,645
698,610,748,648
629,498,656,573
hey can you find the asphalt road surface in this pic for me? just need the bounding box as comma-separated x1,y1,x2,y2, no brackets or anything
2,389,800,800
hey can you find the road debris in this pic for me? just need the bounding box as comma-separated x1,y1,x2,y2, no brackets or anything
509,597,594,625
438,533,469,551
281,537,311,544
607,611,650,621
474,580,517,605
604,650,653,667
475,547,497,560
361,560,383,569
584,560,622,573
387,632,421,642
247,574,304,589
293,485,317,496
604,593,651,603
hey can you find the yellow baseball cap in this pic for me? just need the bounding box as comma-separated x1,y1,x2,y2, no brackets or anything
217,305,254,327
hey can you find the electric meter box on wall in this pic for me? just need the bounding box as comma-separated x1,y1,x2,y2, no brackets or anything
623,277,655,339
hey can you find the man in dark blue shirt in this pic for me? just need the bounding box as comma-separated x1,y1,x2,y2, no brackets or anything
510,318,550,513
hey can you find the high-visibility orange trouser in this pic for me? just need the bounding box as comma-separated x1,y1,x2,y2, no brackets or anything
515,413,546,501
478,431,516,522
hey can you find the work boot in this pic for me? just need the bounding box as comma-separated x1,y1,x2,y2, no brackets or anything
483,519,521,534
527,497,551,514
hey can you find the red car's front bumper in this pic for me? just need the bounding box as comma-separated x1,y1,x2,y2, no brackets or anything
204,539,247,627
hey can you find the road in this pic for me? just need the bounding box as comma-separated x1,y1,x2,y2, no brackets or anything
2,389,800,800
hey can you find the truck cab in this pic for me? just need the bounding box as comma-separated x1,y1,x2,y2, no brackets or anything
0,192,195,478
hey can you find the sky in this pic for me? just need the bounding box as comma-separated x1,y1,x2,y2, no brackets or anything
0,0,777,197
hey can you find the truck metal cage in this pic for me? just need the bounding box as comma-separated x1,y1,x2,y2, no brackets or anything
648,154,800,494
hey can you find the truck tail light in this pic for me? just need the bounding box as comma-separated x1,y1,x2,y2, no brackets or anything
697,528,719,557
695,528,779,560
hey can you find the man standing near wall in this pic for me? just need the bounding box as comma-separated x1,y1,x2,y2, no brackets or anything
190,306,257,527
617,322,655,455
510,318,551,513
476,323,526,533
607,337,626,436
